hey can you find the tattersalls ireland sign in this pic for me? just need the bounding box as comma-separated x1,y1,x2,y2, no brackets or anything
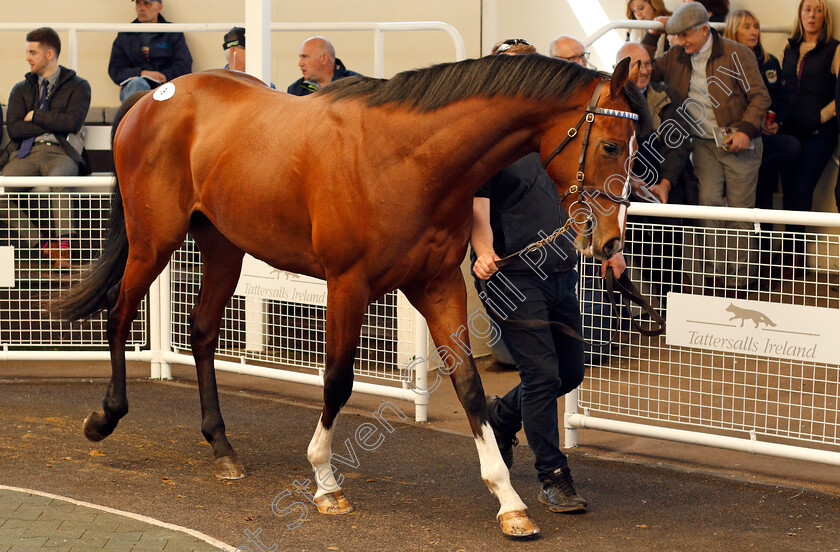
666,293,839,364
234,254,327,306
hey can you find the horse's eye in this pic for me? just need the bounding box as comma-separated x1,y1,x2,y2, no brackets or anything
603,143,618,156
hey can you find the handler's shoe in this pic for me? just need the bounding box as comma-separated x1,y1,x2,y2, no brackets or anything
486,395,518,469
538,467,588,514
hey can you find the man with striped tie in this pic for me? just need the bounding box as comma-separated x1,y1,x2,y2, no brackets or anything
3,27,90,269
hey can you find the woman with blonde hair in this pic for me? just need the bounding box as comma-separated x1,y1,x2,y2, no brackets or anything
779,0,840,233
626,0,672,58
724,10,800,218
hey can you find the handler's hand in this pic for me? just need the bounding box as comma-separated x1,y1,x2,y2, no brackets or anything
23,110,34,122
601,251,627,279
724,131,751,153
474,252,500,280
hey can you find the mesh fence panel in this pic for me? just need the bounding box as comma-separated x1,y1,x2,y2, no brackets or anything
580,218,840,448
169,236,418,381
1,191,146,348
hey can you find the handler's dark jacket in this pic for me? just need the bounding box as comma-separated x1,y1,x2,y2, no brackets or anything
6,66,91,172
108,15,193,86
286,58,361,96
471,153,577,275
780,35,839,137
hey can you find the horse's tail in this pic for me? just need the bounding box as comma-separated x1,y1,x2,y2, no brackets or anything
49,91,149,321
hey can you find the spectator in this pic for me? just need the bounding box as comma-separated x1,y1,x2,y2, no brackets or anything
724,10,800,222
651,2,770,291
490,38,536,56
548,35,590,67
222,26,276,89
472,39,627,515
287,36,360,96
778,0,839,231
618,42,692,205
222,26,246,72
108,0,193,102
627,0,672,59
2,27,91,269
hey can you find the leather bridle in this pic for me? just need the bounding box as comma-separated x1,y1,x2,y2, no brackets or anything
543,79,639,213
494,78,640,269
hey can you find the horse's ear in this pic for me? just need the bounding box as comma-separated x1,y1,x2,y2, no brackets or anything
610,56,632,97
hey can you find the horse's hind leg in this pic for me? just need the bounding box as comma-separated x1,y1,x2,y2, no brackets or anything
307,276,368,514
189,218,246,479
402,272,539,538
83,249,176,442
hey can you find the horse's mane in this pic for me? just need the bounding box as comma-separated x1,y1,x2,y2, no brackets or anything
321,54,650,133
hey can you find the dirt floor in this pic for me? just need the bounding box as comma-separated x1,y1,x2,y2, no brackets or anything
1,359,840,551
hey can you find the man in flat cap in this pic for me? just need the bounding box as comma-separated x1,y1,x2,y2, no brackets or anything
108,0,193,102
649,1,770,290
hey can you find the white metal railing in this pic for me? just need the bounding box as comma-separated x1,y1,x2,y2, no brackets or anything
0,186,430,420
584,20,792,47
569,203,840,467
0,22,467,79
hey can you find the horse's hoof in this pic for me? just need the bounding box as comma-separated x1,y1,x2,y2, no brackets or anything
315,490,354,515
83,411,114,442
498,510,540,538
213,455,246,480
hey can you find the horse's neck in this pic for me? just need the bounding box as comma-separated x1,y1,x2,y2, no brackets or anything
398,97,560,194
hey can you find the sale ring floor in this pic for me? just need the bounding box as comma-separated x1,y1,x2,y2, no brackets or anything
1,362,839,551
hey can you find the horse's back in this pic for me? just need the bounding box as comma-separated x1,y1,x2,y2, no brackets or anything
112,70,331,277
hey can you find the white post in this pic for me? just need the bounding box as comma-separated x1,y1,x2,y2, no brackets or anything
158,261,172,380
413,309,429,422
149,276,162,380
245,0,271,85
244,297,267,352
68,28,78,71
373,28,384,78
564,388,579,448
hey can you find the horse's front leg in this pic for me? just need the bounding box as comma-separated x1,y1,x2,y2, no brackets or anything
403,273,539,538
307,276,368,514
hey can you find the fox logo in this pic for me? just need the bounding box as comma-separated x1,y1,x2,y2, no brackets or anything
726,303,776,328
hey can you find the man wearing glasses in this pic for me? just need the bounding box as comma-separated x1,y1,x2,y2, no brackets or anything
548,35,590,67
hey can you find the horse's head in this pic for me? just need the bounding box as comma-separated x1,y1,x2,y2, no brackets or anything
541,57,645,262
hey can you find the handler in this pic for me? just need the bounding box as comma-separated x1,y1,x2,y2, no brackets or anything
471,39,626,514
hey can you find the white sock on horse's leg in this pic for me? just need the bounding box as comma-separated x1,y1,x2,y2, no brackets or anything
475,422,527,517
308,417,339,498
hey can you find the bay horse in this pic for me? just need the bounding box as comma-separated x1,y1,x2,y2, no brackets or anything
52,54,646,537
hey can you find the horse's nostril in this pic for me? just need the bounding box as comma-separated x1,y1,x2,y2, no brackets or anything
603,238,622,259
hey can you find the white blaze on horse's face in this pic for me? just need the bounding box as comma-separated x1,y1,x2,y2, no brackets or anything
618,132,638,237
